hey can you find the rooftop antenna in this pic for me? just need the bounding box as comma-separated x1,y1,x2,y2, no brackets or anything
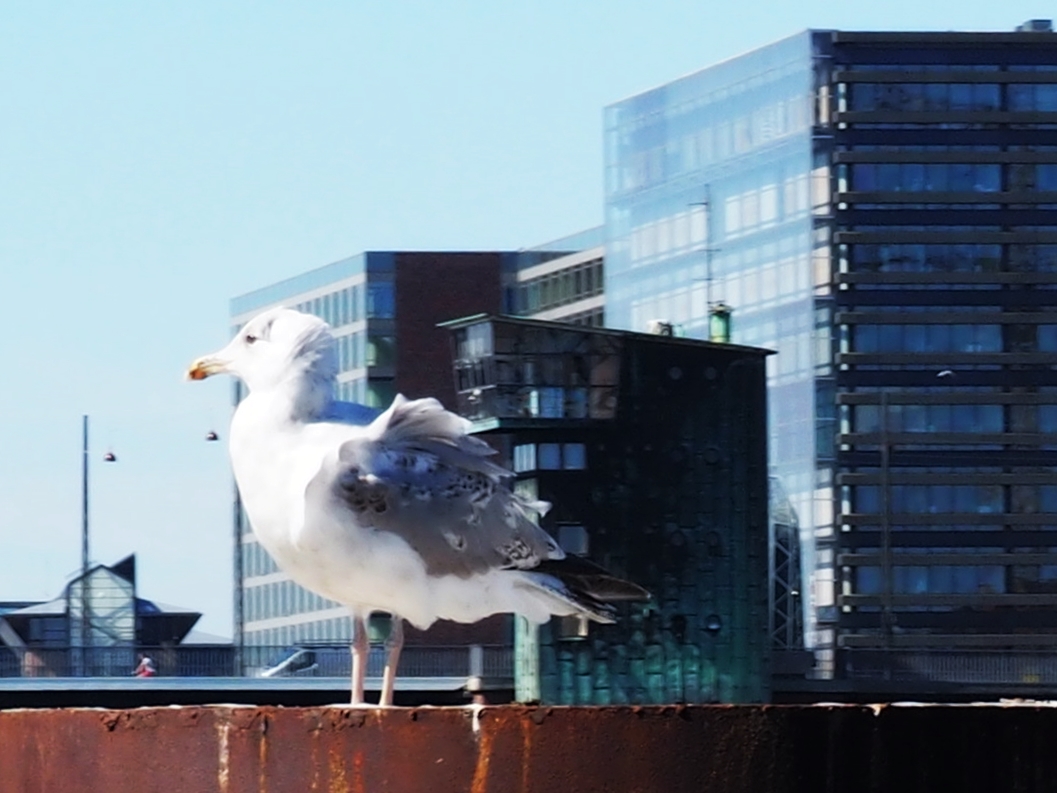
690,184,722,308
691,185,732,342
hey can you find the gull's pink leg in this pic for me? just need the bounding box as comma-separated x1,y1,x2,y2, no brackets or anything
349,612,369,705
379,616,404,707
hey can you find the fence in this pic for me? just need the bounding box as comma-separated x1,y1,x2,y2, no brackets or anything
0,644,513,680
841,649,1057,686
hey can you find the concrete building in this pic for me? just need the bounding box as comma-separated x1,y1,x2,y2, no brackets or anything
603,22,1057,693
506,227,606,327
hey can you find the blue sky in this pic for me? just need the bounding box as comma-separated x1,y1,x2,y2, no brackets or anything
0,2,1048,636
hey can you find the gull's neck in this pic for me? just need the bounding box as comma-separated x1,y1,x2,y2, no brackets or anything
243,368,335,427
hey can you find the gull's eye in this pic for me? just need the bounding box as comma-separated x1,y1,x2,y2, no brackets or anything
245,334,259,345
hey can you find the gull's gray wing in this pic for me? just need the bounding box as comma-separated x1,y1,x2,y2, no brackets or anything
305,395,564,579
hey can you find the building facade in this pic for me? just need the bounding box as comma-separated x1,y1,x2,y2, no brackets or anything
446,315,772,704
0,555,210,677
230,252,506,649
604,23,1057,692
506,227,606,327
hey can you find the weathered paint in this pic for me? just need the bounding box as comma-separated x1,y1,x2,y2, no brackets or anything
3,703,1057,792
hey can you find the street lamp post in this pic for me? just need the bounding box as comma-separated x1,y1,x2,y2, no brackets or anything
81,415,90,674
80,414,115,675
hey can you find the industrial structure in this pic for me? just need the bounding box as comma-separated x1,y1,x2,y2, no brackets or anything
445,315,772,703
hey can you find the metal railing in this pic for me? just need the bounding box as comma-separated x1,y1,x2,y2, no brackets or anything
0,644,514,680
841,649,1057,687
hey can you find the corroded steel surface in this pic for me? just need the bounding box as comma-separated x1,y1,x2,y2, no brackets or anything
3,703,1057,792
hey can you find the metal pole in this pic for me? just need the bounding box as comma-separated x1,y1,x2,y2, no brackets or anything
82,415,89,581
879,392,892,674
81,414,91,674
704,184,713,308
233,490,244,676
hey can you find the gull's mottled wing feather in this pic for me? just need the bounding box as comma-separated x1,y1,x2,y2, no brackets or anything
306,395,563,579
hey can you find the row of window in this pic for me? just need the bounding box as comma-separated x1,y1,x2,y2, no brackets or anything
853,484,1021,514
848,243,1057,274
847,83,1057,113
849,403,1006,434
336,378,367,404
242,539,279,579
852,323,1057,353
560,307,605,327
850,162,1057,193
245,617,351,647
287,281,395,329
844,65,1057,73
512,442,587,473
323,333,397,374
515,258,604,314
243,577,339,623
611,92,812,193
854,564,1007,595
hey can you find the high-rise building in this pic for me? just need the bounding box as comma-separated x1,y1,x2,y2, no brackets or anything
603,22,1057,693
229,252,507,649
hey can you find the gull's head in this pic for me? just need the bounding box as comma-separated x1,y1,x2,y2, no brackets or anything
186,307,337,393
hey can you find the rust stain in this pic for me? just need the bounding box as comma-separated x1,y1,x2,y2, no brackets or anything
351,748,365,793
309,711,322,793
327,744,348,793
520,713,532,793
216,719,231,793
258,712,269,793
469,718,494,793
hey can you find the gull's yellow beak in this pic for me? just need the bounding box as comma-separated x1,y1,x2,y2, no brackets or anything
186,355,227,381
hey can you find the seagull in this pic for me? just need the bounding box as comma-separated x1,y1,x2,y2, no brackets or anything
187,307,648,705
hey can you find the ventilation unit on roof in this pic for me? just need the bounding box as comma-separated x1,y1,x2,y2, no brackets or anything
1016,19,1053,32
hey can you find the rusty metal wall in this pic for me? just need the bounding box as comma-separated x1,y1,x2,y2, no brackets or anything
3,703,1057,793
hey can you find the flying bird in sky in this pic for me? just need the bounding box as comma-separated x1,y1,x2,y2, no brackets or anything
187,307,647,705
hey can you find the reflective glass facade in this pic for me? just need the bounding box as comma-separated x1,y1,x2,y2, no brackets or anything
604,31,824,654
605,26,1057,692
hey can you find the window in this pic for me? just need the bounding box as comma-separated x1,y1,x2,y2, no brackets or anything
563,443,587,469
514,442,587,471
366,336,396,367
538,443,561,470
850,82,1001,112
513,444,537,473
366,380,396,408
1008,83,1057,112
851,163,1001,193
855,324,1001,353
367,283,395,318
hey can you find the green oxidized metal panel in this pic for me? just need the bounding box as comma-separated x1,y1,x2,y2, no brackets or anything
516,335,771,704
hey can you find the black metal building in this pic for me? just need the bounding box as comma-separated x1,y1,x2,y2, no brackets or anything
445,315,772,704
823,24,1057,691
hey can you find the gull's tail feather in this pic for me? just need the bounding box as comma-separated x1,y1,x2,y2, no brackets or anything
519,557,651,624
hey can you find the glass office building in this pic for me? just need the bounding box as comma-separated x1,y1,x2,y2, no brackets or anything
605,30,826,659
605,24,1057,691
